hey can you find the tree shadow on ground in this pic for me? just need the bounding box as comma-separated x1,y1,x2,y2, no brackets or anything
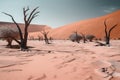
4,45,34,49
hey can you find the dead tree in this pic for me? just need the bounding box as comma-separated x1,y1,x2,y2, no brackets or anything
41,30,50,44
69,31,82,43
3,7,39,51
80,33,86,43
104,19,117,46
86,34,95,42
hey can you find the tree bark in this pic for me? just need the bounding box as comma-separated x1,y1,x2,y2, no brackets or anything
105,37,110,46
20,40,28,50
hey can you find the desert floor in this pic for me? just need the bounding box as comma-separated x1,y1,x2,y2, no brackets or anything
0,40,120,80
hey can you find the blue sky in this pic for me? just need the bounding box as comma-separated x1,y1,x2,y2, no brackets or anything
0,0,120,28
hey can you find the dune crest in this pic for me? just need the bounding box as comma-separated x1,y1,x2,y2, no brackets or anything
49,10,120,40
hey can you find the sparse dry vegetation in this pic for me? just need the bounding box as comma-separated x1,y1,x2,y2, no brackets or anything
69,31,82,43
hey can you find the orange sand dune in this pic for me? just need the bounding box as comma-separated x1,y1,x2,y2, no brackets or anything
49,10,120,40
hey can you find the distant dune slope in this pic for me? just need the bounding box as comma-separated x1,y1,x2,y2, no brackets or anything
0,22,52,39
0,22,51,32
49,10,120,40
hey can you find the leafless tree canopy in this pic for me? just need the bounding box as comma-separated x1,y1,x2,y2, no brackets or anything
69,32,82,43
86,34,95,42
0,26,19,38
3,7,39,51
0,26,19,47
104,19,117,46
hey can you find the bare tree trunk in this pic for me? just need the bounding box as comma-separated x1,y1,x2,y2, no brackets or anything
20,40,28,50
45,35,49,44
106,37,110,46
75,32,80,43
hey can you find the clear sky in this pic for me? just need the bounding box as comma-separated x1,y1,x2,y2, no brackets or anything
0,0,120,28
